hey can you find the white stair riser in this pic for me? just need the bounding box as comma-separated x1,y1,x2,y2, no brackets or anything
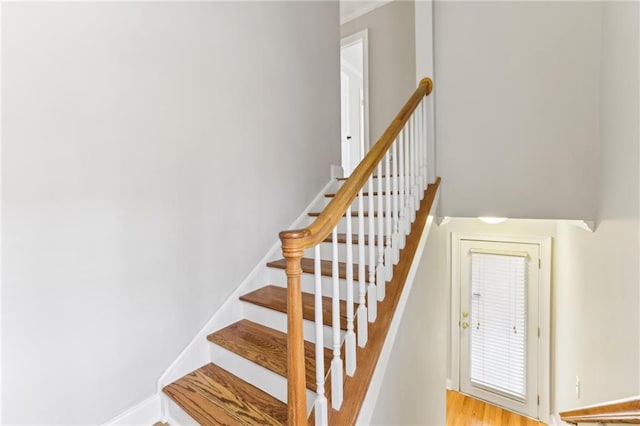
301,273,363,301
241,302,343,349
300,215,409,236
334,176,399,188
320,197,372,212
320,195,404,213
208,342,316,413
166,397,198,426
265,269,363,300
303,242,375,265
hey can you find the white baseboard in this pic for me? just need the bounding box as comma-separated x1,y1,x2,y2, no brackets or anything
446,379,453,390
154,177,337,419
102,394,161,426
356,187,440,424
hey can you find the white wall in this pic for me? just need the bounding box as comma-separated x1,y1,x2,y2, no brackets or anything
415,0,434,82
553,0,640,413
418,0,639,420
1,2,340,424
434,1,602,220
341,0,416,144
438,29,640,407
415,0,436,183
370,220,448,426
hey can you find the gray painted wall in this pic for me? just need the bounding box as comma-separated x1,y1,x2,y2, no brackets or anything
370,222,448,426
341,0,417,144
434,1,639,416
554,0,639,413
1,2,340,423
434,1,602,220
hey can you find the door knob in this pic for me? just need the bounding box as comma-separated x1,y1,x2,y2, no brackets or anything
461,321,469,329
462,311,469,318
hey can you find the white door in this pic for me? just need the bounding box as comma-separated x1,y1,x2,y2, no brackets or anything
340,71,351,174
459,239,540,419
340,30,369,177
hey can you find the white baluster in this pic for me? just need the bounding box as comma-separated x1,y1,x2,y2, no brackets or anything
417,102,424,200
426,94,434,185
367,176,377,322
376,163,386,301
398,127,406,249
345,207,356,376
391,139,400,263
420,100,427,194
423,97,429,188
330,227,343,409
384,151,393,281
412,112,420,212
314,245,328,426
404,120,411,234
409,115,417,222
357,189,368,347
416,100,422,191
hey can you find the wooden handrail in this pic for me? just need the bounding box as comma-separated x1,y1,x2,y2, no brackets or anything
279,77,433,251
560,397,640,424
280,77,433,426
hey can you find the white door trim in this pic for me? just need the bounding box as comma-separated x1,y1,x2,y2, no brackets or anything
451,233,551,424
341,29,370,153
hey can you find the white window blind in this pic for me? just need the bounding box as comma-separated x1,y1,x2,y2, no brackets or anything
470,252,527,401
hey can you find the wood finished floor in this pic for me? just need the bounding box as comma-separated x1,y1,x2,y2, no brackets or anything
447,390,546,426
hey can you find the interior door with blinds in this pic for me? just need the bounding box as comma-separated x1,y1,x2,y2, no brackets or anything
459,239,540,419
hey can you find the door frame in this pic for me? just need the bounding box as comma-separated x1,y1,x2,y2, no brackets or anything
340,29,370,154
450,233,551,423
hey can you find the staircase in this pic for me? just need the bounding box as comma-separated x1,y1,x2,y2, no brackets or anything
159,78,437,425
560,397,640,424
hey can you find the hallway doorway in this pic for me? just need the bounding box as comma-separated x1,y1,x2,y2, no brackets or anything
340,29,369,176
451,234,551,423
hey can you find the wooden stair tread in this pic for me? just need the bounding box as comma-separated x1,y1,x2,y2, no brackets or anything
266,257,372,282
207,319,331,392
163,363,287,426
308,210,388,217
240,285,351,330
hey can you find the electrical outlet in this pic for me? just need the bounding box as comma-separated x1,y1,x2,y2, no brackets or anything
575,376,581,398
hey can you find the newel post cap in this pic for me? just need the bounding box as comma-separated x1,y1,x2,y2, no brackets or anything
279,228,311,258
420,77,433,95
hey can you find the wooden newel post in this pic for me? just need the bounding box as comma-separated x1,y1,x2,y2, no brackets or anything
280,230,309,426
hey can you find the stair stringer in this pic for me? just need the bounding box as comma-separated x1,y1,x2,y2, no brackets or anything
356,187,440,424
154,176,341,423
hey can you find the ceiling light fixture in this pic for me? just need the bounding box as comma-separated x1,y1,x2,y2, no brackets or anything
478,217,508,224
